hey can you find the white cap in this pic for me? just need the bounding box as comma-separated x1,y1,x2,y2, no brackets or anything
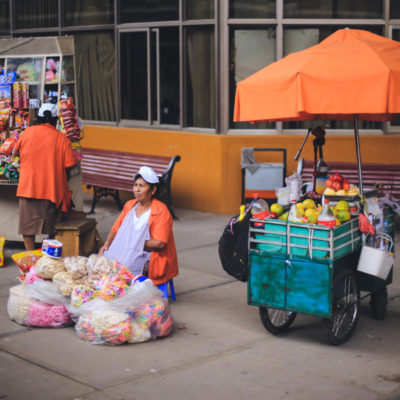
135,166,159,184
38,103,58,117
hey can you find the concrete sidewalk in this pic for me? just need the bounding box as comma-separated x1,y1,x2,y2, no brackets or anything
0,196,399,400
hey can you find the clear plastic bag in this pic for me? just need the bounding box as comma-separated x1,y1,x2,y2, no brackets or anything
25,279,69,305
7,283,72,328
87,254,117,282
7,284,33,325
64,256,88,279
286,173,302,202
35,255,66,279
53,271,84,296
73,279,174,345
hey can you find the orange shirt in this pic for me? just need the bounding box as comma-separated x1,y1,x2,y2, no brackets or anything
111,198,178,285
15,123,77,212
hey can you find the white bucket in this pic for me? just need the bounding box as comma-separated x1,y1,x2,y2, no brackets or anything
357,233,394,280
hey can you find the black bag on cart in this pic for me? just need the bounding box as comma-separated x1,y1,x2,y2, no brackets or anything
218,207,252,282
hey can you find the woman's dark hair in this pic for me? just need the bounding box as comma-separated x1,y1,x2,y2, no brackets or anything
37,110,58,127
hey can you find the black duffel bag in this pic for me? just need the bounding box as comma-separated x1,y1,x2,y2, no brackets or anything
218,206,252,282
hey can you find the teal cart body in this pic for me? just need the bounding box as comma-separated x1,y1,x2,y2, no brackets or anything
248,208,394,345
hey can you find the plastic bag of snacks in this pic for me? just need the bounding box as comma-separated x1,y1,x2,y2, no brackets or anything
87,254,117,282
35,255,66,279
11,249,43,282
25,279,70,305
7,284,33,325
0,236,4,267
7,283,72,328
52,271,85,296
96,264,134,300
63,256,88,279
73,279,174,345
25,266,46,285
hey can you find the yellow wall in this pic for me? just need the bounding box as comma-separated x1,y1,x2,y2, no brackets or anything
82,125,400,215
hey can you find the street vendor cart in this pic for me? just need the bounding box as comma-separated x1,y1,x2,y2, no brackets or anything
248,206,394,345
233,29,400,345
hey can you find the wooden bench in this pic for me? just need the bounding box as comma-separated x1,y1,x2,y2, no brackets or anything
81,147,181,218
297,158,400,197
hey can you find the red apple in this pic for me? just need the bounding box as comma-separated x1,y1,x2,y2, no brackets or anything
332,181,342,191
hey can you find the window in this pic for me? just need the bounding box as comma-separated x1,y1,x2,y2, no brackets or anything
229,27,276,129
14,0,58,29
0,0,9,30
72,31,116,121
185,0,214,20
63,0,114,26
119,0,179,23
185,26,215,128
391,3,400,19
284,0,383,19
229,0,275,18
120,28,180,125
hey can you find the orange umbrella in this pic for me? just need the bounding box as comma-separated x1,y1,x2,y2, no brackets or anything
234,29,400,123
233,28,400,193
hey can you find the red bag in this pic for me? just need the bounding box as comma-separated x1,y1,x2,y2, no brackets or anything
358,213,376,235
0,138,16,155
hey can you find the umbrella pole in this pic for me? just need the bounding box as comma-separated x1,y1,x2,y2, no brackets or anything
353,114,364,195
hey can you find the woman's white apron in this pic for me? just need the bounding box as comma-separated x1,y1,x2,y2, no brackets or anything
104,204,151,275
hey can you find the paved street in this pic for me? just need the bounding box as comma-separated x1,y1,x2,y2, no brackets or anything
0,195,399,400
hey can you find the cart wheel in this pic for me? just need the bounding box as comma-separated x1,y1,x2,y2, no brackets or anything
323,268,360,346
259,307,297,335
370,287,388,321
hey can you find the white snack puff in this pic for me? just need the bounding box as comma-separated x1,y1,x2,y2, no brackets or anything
7,284,33,325
64,256,88,279
87,254,117,282
35,255,66,279
53,271,84,296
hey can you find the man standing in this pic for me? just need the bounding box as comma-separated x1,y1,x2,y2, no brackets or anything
13,103,77,250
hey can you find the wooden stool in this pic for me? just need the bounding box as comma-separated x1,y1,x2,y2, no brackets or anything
55,218,97,257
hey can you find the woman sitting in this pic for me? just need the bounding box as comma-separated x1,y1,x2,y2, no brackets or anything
99,166,178,286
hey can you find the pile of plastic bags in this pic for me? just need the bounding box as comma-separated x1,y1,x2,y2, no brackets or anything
7,253,174,345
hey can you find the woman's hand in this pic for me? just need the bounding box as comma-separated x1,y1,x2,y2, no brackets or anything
99,230,116,255
99,244,109,255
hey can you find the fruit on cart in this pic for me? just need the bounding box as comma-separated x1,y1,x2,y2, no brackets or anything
335,200,349,211
270,203,283,216
336,209,351,222
306,214,318,224
342,179,350,191
348,185,360,195
304,208,316,218
336,189,347,196
332,181,342,191
279,211,288,220
324,187,336,195
268,212,279,219
331,171,344,183
296,203,305,216
302,199,316,209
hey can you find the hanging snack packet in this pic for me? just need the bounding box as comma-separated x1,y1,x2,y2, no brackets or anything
11,249,43,281
0,236,5,267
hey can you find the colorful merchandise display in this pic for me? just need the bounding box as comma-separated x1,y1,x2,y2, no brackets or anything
8,251,175,343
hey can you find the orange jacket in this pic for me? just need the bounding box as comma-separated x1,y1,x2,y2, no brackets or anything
111,198,178,285
15,123,77,212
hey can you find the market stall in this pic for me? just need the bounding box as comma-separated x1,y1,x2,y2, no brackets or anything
231,29,400,345
0,36,82,241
